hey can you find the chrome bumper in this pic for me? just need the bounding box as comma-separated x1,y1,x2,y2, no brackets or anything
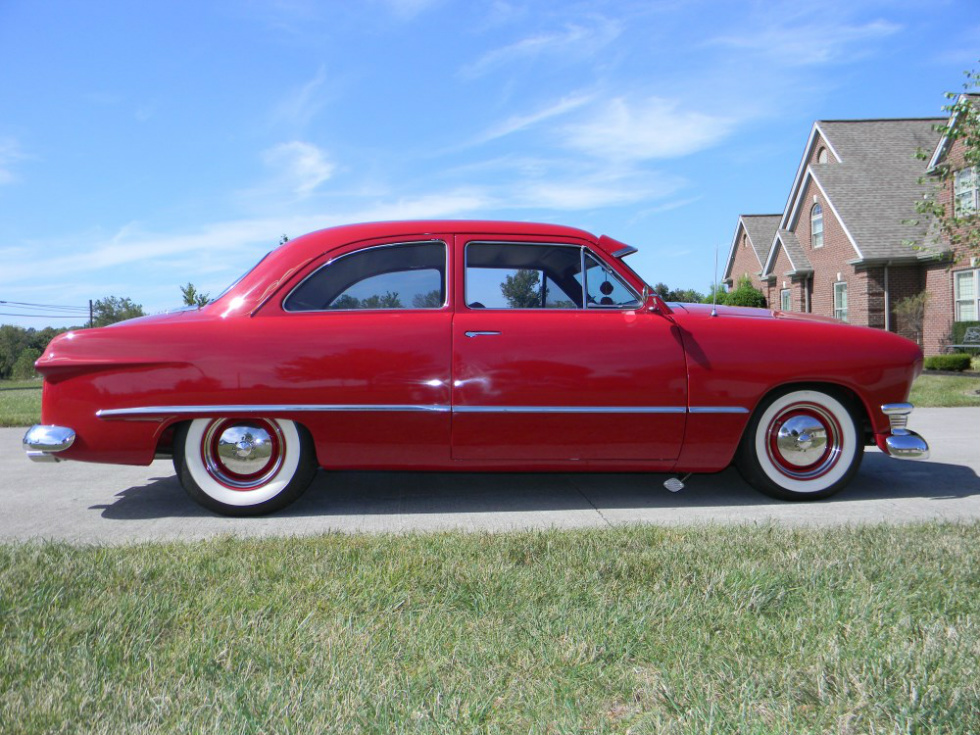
23,425,76,463
880,403,929,461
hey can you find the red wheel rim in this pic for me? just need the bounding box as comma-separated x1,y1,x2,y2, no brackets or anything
765,402,843,480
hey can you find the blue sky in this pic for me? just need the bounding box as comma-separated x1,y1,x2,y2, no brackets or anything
0,0,977,327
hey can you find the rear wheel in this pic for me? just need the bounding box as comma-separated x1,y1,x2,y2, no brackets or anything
735,388,863,501
173,418,317,516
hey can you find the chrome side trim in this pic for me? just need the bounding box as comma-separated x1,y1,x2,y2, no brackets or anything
454,406,688,414
97,404,453,419
688,406,751,415
98,404,751,419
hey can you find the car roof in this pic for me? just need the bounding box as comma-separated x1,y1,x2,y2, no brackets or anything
215,220,614,316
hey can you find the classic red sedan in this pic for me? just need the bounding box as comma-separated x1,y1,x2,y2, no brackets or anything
24,221,928,515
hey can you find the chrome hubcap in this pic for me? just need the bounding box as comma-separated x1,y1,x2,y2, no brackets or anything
774,415,828,467
766,404,842,480
202,419,284,489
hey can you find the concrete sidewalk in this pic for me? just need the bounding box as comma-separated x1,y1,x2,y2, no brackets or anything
2,408,978,544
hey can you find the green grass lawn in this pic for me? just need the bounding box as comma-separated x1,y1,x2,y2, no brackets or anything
2,524,979,734
909,373,980,407
0,379,41,427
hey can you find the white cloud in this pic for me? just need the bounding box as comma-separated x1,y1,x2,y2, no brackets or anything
262,141,334,196
473,92,596,144
707,19,902,66
272,65,329,129
459,18,621,79
562,97,734,161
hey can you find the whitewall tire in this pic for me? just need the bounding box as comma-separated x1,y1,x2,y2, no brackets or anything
173,418,317,516
735,389,863,501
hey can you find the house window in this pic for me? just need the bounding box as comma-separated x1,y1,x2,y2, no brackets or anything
955,269,979,321
811,204,824,248
780,288,791,311
954,166,979,216
817,147,828,164
833,281,848,322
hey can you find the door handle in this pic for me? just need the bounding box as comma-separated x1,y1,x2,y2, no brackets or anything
464,331,500,338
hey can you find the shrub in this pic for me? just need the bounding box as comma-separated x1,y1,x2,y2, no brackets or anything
725,279,767,308
924,354,973,372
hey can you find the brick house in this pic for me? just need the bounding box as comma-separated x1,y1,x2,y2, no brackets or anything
724,101,979,355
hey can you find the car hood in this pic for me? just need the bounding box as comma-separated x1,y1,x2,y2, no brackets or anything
667,302,841,325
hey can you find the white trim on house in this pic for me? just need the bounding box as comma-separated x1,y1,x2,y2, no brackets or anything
778,124,843,233
927,94,970,172
762,232,798,276
781,169,865,261
722,218,747,284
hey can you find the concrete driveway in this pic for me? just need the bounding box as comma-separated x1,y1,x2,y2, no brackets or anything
2,407,978,544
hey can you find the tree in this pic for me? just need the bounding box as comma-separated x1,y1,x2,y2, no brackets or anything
92,296,144,327
11,347,41,380
361,291,403,309
653,282,706,303
914,67,980,256
180,282,210,307
894,292,930,346
501,269,541,308
412,290,443,308
0,325,30,379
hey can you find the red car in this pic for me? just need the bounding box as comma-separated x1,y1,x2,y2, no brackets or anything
24,221,929,515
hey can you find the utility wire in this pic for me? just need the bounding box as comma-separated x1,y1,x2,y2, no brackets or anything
0,299,89,312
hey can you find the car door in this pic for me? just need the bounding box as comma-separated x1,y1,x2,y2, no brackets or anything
246,236,454,467
451,235,688,462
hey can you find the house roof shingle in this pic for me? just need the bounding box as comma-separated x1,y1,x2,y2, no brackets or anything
741,215,780,264
807,118,945,262
774,229,812,275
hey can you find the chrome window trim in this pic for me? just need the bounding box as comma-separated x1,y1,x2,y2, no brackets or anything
463,240,641,311
582,250,642,309
282,239,449,313
464,240,584,311
98,404,749,419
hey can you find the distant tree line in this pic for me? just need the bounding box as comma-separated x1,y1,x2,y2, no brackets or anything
654,277,767,308
0,296,145,380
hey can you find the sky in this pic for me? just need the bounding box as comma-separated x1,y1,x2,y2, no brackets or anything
0,0,978,328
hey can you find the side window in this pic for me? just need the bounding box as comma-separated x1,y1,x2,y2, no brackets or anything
465,243,582,309
284,241,446,311
582,253,640,308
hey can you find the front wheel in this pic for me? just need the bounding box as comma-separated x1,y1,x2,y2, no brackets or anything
735,389,863,501
173,418,317,516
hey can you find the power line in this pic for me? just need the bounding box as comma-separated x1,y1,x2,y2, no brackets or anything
0,299,89,312
0,312,86,319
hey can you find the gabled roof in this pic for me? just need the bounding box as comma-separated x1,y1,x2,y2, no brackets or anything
927,94,979,171
763,229,812,278
779,118,945,263
723,214,780,281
